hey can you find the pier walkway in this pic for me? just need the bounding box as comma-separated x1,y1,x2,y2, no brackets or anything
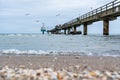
49,0,120,35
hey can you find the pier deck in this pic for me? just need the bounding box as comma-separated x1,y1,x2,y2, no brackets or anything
49,0,120,35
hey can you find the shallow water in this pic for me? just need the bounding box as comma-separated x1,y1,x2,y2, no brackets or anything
0,33,120,56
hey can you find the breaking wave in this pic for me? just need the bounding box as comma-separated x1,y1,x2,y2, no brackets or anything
0,49,120,57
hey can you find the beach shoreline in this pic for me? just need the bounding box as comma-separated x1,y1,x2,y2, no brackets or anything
0,55,120,80
0,55,120,71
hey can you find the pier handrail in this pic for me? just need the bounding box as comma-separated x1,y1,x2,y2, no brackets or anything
49,0,120,34
65,0,120,26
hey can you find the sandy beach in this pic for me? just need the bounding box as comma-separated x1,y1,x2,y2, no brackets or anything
0,55,120,80
0,55,120,71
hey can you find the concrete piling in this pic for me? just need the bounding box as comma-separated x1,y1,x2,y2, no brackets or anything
83,23,87,35
103,19,109,35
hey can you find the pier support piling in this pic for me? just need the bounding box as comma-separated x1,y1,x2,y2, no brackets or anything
83,23,87,35
103,19,109,35
64,29,66,34
74,26,77,33
67,28,70,34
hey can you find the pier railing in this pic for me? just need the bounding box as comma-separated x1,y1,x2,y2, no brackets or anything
64,0,120,27
49,0,120,35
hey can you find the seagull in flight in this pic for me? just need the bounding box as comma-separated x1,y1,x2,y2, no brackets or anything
25,13,30,16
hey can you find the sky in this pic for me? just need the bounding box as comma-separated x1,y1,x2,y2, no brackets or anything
0,0,120,34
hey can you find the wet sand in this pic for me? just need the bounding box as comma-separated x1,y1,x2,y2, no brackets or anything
0,55,120,71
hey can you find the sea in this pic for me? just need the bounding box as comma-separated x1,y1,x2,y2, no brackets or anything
0,33,120,57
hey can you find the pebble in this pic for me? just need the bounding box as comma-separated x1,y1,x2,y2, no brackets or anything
0,66,120,80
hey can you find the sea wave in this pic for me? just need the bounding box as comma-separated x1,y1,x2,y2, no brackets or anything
0,49,120,57
0,49,49,55
0,33,41,37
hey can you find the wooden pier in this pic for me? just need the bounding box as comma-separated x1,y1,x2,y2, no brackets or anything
49,0,120,35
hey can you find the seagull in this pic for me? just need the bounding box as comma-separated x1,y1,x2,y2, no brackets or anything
56,14,60,16
36,20,40,22
25,13,30,16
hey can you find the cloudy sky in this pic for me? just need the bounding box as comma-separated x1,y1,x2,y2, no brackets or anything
0,0,120,34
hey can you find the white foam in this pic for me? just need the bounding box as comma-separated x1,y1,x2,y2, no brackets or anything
0,49,49,55
0,49,120,57
102,53,120,57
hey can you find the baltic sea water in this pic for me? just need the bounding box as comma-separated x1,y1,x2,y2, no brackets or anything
0,33,120,56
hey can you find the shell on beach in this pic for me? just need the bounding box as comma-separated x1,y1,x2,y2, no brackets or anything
0,66,120,80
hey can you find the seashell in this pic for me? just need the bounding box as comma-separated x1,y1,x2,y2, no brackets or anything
72,73,78,78
83,73,92,79
0,73,6,79
116,74,120,79
19,65,25,68
94,70,101,76
63,76,69,80
74,65,80,70
43,76,49,80
29,76,34,80
78,74,83,79
50,72,57,80
104,71,111,77
82,70,89,75
4,66,9,69
57,73,63,80
89,71,97,77
111,71,118,79
36,72,41,76
101,75,107,80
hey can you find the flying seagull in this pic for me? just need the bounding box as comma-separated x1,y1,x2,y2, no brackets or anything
25,13,30,16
